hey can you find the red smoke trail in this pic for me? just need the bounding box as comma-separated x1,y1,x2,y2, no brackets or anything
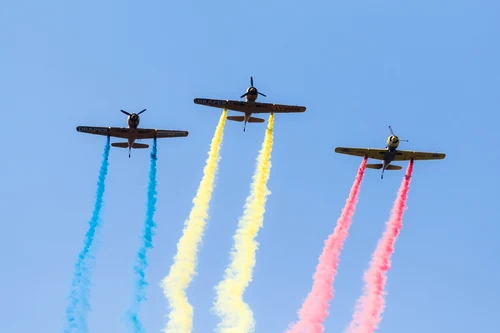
344,160,414,333
286,156,368,333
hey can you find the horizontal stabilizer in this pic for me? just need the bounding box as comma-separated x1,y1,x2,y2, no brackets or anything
111,142,128,148
386,165,402,170
366,164,383,169
247,117,265,123
132,143,149,149
227,116,245,122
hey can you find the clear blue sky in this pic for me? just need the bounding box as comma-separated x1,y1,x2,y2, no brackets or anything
2,1,499,332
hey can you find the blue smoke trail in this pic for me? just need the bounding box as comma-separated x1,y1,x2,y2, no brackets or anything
127,138,158,332
64,136,111,332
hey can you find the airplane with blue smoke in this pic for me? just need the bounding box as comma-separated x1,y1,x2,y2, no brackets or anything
76,109,189,157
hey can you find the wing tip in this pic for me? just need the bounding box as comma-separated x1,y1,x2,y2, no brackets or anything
433,153,446,159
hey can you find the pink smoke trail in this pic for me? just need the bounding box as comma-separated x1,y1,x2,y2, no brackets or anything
344,160,414,333
285,156,368,333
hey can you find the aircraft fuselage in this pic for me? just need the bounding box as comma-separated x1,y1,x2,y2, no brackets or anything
378,136,401,178
229,78,268,131
128,113,140,129
382,136,400,169
123,114,143,154
243,89,258,120
381,149,397,170
110,113,143,156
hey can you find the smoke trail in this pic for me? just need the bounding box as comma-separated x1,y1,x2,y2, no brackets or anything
161,109,227,333
214,113,275,333
285,156,368,333
127,138,158,332
64,136,111,333
344,160,414,333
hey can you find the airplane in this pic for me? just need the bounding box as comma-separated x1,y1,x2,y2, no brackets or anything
334,126,446,179
193,76,307,131
76,109,189,157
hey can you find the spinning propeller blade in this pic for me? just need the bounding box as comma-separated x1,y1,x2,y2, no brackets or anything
241,76,266,98
388,126,409,142
389,125,395,136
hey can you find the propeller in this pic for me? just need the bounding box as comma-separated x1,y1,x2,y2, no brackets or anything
388,126,409,142
120,109,146,116
389,125,395,136
240,76,267,98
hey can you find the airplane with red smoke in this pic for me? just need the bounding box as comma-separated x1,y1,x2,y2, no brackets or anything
335,126,446,179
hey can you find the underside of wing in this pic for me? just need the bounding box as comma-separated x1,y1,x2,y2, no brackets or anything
251,102,307,113
335,147,387,160
194,98,306,114
156,129,189,138
197,99,261,112
394,150,446,161
76,126,109,136
136,128,189,139
76,126,130,138
193,98,230,110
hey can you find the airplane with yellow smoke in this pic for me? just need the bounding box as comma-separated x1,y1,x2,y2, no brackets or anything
193,76,306,131
335,126,446,179
76,109,189,157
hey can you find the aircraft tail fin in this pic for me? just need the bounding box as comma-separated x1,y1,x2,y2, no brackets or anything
111,142,128,148
132,143,149,149
247,117,265,123
366,163,383,169
386,165,402,170
227,116,245,122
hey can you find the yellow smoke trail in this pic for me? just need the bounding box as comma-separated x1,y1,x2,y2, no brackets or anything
214,113,275,333
161,109,227,333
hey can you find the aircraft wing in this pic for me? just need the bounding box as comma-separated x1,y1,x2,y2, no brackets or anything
334,147,387,160
135,128,189,139
76,126,130,138
250,101,306,113
194,98,229,109
193,98,306,113
76,126,188,139
394,150,446,160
